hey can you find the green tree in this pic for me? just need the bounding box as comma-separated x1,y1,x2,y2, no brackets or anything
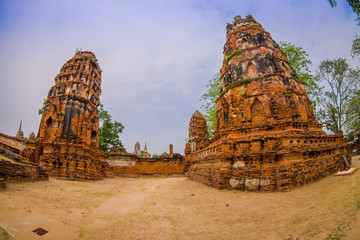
317,58,360,134
346,90,360,135
152,153,160,158
327,0,360,16
328,0,360,58
279,41,323,109
351,33,360,59
199,73,221,137
98,103,125,151
160,152,170,157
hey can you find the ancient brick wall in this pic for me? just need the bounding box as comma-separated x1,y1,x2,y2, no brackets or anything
0,159,48,182
107,152,184,176
0,178,5,188
185,15,350,191
0,133,26,154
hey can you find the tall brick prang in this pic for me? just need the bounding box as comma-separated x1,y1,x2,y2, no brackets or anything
185,15,350,191
21,51,111,180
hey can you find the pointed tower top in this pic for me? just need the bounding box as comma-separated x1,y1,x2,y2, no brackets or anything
144,142,148,153
16,120,24,138
18,120,22,131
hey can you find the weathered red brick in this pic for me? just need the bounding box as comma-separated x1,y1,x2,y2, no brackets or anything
185,15,350,191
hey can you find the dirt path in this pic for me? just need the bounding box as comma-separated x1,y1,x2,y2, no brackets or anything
1,160,360,239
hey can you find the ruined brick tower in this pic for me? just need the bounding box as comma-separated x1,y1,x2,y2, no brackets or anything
187,111,209,153
185,15,350,191
21,51,110,180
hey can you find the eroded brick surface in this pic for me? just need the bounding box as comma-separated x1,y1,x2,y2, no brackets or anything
185,15,350,191
0,178,6,188
21,51,111,180
107,149,184,176
0,159,48,182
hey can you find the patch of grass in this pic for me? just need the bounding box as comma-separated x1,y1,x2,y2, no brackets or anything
79,229,85,238
105,220,126,230
326,226,345,240
223,78,255,94
1,229,11,240
92,192,113,199
129,211,143,217
82,191,112,199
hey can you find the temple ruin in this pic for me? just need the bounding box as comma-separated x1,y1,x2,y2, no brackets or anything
106,144,184,176
185,15,350,191
20,51,112,180
133,141,141,155
0,16,352,189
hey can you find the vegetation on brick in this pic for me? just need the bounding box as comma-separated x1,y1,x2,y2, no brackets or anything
226,49,245,63
223,77,256,94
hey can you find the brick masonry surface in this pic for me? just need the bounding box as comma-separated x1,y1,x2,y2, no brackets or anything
20,51,112,180
185,15,350,191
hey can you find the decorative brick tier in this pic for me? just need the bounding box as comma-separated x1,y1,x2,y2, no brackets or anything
185,15,350,191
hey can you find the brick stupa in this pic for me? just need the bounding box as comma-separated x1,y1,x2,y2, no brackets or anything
22,51,111,180
185,15,350,191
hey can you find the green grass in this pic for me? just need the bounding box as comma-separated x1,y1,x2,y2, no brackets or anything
79,229,85,237
325,226,345,240
223,78,254,94
82,191,112,198
92,192,113,199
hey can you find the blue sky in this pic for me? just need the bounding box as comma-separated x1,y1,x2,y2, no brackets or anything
0,0,358,154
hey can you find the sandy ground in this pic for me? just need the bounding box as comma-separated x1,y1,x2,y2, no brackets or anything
1,157,360,240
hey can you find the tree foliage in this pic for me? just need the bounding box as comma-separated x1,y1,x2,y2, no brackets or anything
199,73,221,137
327,0,360,16
346,90,360,135
38,99,47,115
351,33,360,59
328,0,360,58
152,153,160,158
317,58,360,134
279,41,323,109
98,103,125,152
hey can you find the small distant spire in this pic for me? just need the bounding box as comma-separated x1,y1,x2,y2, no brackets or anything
142,142,150,158
16,120,24,138
144,142,148,153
